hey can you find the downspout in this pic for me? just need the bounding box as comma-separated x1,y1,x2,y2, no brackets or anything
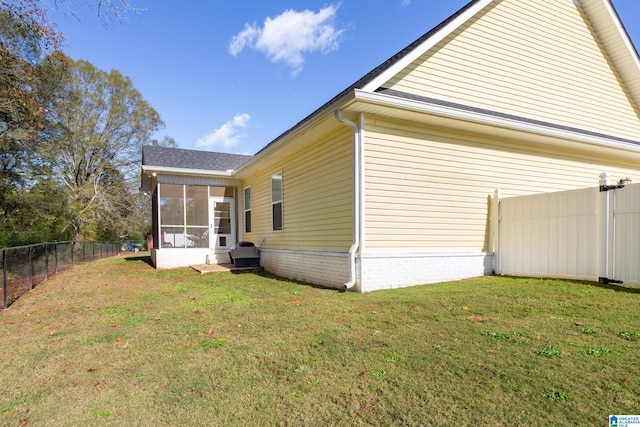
335,110,360,290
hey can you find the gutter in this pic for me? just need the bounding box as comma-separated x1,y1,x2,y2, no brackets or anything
335,110,361,290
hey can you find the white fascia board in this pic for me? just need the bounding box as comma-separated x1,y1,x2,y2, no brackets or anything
361,0,494,92
141,165,235,177
354,89,640,154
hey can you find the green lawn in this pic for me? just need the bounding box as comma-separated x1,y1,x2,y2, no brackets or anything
1,253,639,425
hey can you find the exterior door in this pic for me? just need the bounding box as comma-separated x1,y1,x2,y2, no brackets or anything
209,197,235,250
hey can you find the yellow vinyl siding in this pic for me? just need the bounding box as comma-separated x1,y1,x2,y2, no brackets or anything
385,0,640,140
364,116,640,251
241,128,353,250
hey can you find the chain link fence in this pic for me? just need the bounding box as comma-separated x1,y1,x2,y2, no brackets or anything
1,241,120,310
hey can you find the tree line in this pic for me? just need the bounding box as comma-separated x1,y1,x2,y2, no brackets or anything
0,0,171,247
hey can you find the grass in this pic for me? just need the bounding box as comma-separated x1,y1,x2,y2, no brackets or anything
0,253,639,425
535,344,564,359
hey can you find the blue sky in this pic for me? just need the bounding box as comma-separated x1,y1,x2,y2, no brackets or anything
51,0,640,155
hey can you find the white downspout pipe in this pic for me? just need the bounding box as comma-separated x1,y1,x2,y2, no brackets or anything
335,110,360,290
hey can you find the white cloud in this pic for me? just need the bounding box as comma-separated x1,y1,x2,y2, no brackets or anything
196,113,251,149
401,0,411,5
229,24,259,56
229,4,344,76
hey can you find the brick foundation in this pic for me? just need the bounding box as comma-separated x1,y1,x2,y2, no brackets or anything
359,252,494,292
259,248,351,290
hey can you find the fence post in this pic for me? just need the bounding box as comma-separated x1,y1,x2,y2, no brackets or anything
54,240,58,274
2,249,6,309
71,241,74,266
492,188,502,275
29,245,33,290
599,172,611,283
44,242,49,279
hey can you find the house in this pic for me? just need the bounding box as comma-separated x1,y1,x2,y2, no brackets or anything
141,0,640,292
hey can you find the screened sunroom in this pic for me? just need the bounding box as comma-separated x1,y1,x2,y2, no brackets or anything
141,146,252,269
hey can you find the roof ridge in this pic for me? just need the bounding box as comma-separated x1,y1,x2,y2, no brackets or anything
142,145,252,158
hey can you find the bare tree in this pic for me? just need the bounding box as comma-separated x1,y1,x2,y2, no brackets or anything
39,54,164,240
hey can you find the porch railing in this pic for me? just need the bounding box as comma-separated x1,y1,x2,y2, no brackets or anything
1,241,120,310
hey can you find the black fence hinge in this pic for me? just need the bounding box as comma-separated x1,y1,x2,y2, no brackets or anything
599,184,626,192
599,277,624,285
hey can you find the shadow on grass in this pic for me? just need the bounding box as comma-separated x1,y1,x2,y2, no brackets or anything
233,269,347,293
586,281,640,295
243,271,640,296
499,275,640,295
123,254,154,267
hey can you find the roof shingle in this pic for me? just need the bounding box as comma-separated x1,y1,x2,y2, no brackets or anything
142,146,252,171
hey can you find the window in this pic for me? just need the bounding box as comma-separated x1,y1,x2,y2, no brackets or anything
244,186,252,233
159,184,184,227
185,185,208,247
213,201,231,234
159,184,185,247
271,172,283,231
159,184,209,248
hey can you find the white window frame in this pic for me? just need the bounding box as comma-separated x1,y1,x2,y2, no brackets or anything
244,186,252,234
271,172,283,232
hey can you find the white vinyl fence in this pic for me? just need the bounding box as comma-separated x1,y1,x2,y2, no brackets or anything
494,173,640,286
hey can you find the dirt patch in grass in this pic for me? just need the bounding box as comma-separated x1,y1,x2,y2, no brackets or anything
466,314,496,323
1,256,639,425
